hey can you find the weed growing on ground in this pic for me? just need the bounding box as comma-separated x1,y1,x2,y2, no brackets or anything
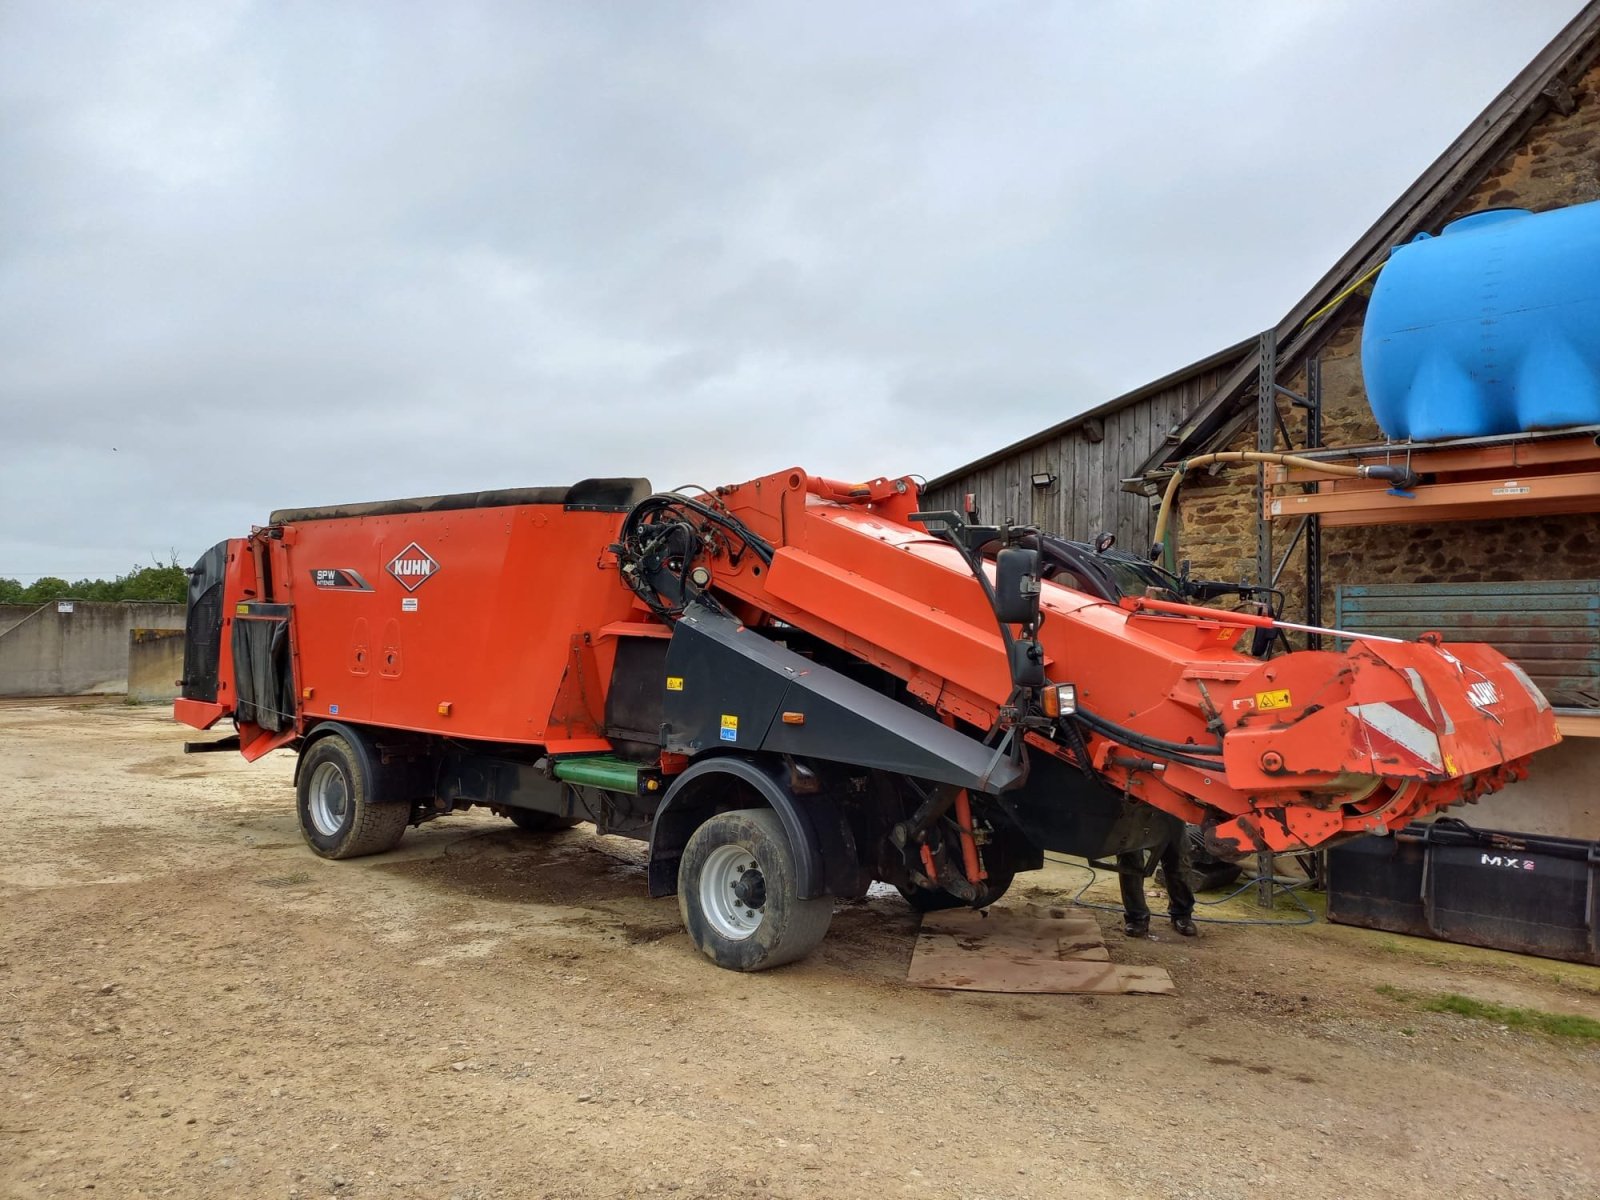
1376,984,1600,1041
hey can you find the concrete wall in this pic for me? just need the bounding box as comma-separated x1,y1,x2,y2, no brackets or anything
0,605,37,636
127,628,186,703
1447,736,1600,841
0,602,184,697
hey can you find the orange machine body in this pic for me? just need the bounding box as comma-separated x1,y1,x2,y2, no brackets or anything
178,467,1560,856
679,470,1560,852
176,485,655,759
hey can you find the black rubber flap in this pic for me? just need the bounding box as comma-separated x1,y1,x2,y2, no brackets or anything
268,478,652,524
181,540,229,703
232,613,296,733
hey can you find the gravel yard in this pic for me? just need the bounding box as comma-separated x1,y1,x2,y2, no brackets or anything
2,700,1597,1199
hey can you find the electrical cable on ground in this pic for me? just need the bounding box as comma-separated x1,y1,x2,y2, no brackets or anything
1043,852,1317,927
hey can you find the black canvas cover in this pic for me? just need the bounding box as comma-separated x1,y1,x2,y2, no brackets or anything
232,610,295,733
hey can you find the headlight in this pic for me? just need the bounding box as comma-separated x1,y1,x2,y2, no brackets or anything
1041,682,1077,718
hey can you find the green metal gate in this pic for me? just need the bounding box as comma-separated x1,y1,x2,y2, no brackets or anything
1334,580,1600,710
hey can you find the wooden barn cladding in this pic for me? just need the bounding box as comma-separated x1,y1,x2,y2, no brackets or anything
921,343,1244,548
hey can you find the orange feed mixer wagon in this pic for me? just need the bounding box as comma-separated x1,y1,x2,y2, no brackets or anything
175,468,1560,970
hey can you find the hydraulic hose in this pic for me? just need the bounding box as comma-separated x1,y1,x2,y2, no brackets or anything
1148,451,1419,561
1073,708,1223,761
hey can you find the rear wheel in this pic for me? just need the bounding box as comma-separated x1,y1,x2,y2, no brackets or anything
506,808,581,833
678,809,832,971
296,734,410,860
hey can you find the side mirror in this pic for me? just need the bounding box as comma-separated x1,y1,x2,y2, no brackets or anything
994,547,1042,626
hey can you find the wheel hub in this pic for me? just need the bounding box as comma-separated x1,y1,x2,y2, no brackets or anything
700,843,767,941
732,867,766,909
307,761,350,837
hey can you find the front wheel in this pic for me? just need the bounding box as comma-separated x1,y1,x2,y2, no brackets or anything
678,809,833,971
296,734,410,860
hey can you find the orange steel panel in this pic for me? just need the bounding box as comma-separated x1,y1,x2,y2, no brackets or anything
763,545,1012,706
1271,432,1600,485
1266,470,1600,526
269,503,645,745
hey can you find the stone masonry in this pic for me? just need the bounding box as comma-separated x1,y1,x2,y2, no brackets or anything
1176,60,1600,628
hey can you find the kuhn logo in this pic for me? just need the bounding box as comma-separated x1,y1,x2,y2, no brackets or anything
386,543,439,592
1467,681,1500,708
1481,854,1535,871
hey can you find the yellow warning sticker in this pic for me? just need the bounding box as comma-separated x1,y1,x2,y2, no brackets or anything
666,676,684,691
1254,689,1293,711
720,714,738,743
235,603,250,615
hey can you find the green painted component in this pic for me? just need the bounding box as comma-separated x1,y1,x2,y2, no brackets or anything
551,755,642,793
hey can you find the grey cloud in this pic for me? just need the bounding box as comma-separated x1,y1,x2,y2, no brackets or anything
0,0,1583,579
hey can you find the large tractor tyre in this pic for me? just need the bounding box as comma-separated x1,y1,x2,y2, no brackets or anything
296,734,410,860
896,865,1017,913
677,808,833,972
507,808,581,833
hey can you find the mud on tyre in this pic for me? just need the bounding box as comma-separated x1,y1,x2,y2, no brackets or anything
677,808,833,971
296,733,410,860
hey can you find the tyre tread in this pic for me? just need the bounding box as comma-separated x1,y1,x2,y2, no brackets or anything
678,807,832,971
297,732,409,860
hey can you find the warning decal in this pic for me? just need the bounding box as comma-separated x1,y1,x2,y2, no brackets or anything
720,714,738,742
666,676,684,691
1254,689,1293,711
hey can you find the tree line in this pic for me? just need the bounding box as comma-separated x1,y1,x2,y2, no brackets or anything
0,560,188,605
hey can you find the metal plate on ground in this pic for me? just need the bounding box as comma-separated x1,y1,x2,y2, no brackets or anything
907,906,1175,995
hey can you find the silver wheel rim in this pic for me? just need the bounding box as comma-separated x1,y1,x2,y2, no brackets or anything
308,761,350,837
700,843,766,941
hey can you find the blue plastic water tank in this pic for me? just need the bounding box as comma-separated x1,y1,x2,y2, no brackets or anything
1361,200,1600,441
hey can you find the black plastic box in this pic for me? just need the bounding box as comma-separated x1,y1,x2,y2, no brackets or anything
1326,819,1600,965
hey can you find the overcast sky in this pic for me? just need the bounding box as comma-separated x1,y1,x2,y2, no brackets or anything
1,0,1586,580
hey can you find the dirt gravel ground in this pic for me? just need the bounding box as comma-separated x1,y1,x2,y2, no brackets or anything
2,701,1598,1200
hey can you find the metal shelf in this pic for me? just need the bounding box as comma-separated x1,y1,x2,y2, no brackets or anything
1264,426,1600,527
1556,708,1600,738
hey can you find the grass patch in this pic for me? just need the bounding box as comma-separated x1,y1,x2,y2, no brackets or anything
1376,985,1600,1042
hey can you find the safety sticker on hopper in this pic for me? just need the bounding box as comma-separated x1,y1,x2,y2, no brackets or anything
666,676,684,691
720,714,738,742
1254,689,1293,711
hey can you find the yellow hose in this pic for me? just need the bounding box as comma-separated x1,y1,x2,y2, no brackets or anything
1302,258,1387,328
1150,451,1398,562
